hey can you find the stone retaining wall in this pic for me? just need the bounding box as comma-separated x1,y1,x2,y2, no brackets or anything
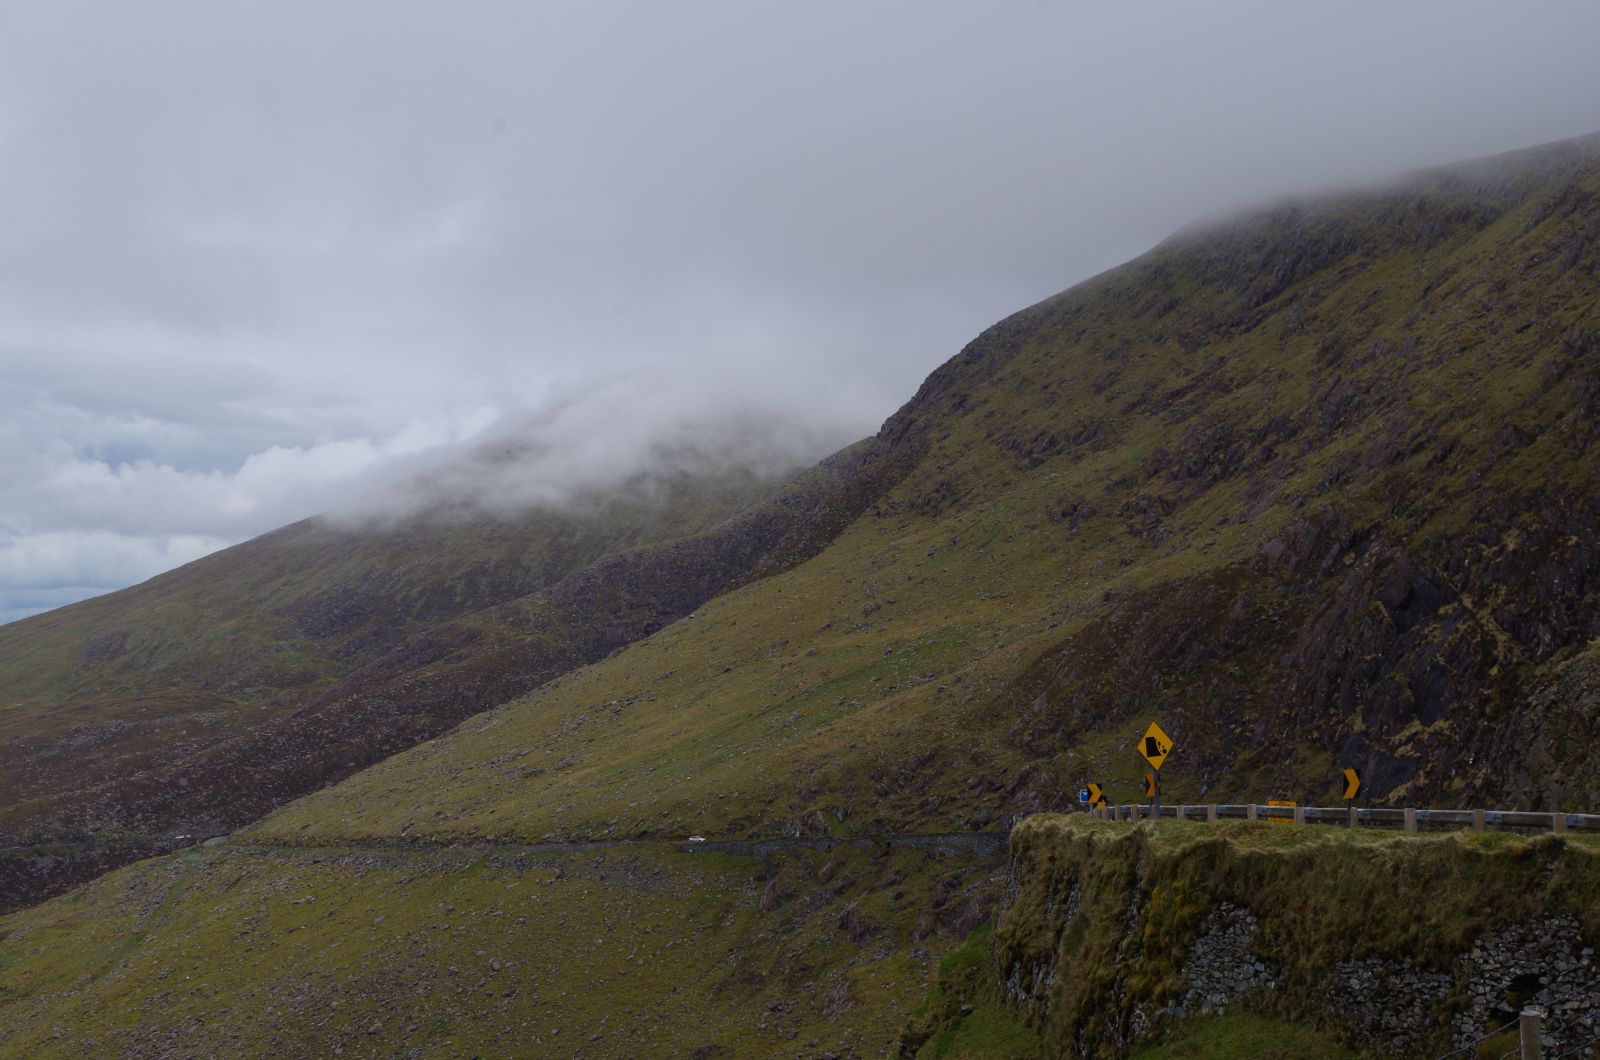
987,819,1600,1057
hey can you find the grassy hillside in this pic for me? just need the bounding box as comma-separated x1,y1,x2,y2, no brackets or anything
3,132,1600,1052
0,443,896,909
0,839,1001,1057
251,133,1600,857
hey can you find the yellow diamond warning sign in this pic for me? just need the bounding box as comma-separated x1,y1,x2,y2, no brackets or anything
1138,721,1173,771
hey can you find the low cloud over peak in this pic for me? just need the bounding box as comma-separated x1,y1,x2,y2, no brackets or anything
0,366,866,623
4,1,1600,622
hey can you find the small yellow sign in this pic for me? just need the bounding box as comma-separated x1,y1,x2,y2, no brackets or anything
1342,768,1361,801
1086,782,1106,808
1138,721,1173,770
1141,772,1156,799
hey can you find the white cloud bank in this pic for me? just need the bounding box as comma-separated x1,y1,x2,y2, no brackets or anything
0,532,227,625
0,362,870,623
3,1,1600,623
0,400,512,622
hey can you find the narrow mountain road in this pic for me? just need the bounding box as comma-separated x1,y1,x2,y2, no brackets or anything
221,829,1011,862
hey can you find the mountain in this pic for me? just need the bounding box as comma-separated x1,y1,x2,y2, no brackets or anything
251,132,1600,850
0,441,903,911
2,132,1599,1057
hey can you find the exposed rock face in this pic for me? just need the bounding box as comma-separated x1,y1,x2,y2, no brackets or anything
1325,957,1452,1055
1454,916,1599,1049
975,816,1600,1058
1001,488,1600,810
1178,903,1277,1016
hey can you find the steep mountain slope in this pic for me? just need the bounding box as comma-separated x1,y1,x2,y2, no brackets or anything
0,441,902,911
257,132,1600,853
3,132,1600,1055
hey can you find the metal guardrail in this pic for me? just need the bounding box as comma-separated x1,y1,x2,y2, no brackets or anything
1089,803,1600,834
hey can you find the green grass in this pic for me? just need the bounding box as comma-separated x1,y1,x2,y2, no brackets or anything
0,840,1003,1057
1129,1011,1358,1059
918,1003,1044,1059
903,927,1045,1059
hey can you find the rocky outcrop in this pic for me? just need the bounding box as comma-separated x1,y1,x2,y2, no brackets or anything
970,816,1600,1058
1324,957,1453,1055
1177,904,1278,1017
1454,916,1599,1048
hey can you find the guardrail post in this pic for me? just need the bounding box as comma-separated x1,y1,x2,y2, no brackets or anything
1247,804,1258,822
1348,805,1358,829
1552,813,1568,835
1293,805,1306,825
1206,804,1217,823
1520,1007,1542,1060
1473,808,1486,832
1404,808,1418,833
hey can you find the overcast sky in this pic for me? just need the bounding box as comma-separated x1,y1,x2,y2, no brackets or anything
2,1,1599,624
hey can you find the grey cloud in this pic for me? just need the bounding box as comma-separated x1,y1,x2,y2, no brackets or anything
2,1,1599,621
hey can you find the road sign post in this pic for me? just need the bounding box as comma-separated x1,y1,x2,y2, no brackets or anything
1342,768,1361,829
1139,771,1160,818
1137,723,1172,822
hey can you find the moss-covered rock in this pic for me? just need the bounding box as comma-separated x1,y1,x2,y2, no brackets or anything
914,816,1600,1058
